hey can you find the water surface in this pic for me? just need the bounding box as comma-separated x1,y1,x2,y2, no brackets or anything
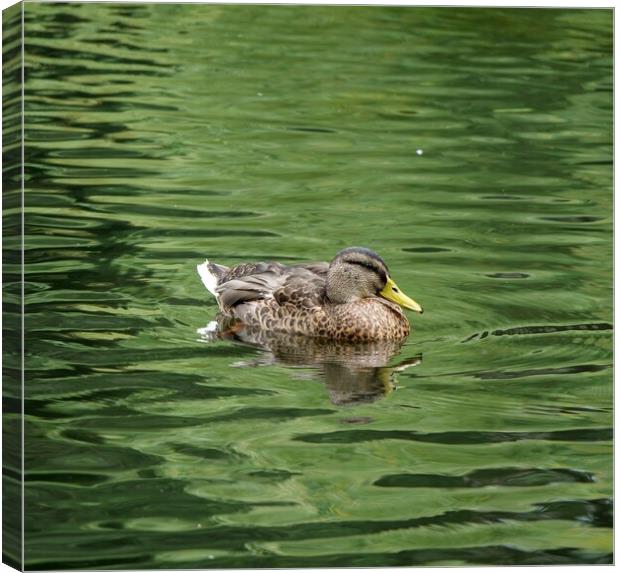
11,4,614,568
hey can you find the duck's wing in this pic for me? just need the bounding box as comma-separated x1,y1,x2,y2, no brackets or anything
293,261,329,277
216,262,285,309
271,262,328,308
216,261,328,311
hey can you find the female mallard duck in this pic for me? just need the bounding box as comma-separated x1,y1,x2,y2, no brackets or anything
197,247,423,342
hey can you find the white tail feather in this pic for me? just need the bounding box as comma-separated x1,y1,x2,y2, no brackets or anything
197,259,219,297
196,321,219,343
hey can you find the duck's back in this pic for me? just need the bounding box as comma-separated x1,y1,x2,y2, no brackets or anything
214,261,328,329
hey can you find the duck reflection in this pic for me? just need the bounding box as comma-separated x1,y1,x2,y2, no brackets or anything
198,318,422,405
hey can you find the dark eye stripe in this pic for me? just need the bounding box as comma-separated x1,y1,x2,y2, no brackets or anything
349,260,387,282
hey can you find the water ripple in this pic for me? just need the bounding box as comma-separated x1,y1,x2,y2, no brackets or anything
294,427,612,445
374,467,595,488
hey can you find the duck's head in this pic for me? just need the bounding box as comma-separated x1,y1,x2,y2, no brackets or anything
326,247,423,313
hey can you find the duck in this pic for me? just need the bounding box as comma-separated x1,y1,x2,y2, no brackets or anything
196,246,423,342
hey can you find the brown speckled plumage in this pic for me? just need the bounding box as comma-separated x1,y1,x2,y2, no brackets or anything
198,247,421,342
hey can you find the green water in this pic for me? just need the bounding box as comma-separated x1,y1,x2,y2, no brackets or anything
6,3,614,568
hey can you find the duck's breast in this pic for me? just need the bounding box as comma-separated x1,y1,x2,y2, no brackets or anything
326,298,410,341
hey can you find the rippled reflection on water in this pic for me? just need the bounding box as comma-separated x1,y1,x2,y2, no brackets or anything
6,3,612,569
198,321,423,405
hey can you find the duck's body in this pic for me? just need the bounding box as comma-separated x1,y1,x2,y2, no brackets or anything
197,247,422,342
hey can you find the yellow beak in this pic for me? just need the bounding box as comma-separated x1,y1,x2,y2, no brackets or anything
379,277,423,313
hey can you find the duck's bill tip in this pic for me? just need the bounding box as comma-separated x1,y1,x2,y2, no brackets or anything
403,301,423,313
